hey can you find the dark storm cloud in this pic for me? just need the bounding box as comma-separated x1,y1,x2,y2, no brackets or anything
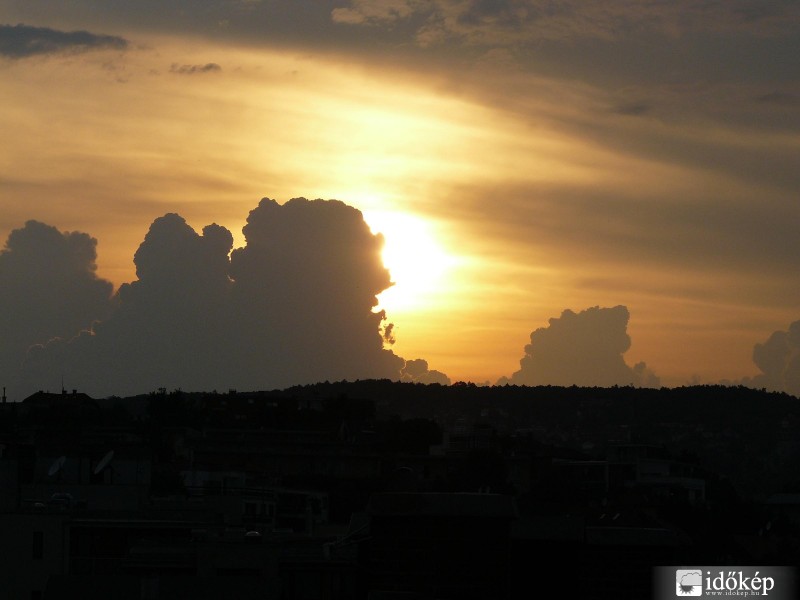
500,306,659,387
0,221,113,393
329,0,800,90
7,1,799,90
21,198,416,397
332,0,800,45
0,23,127,58
747,320,800,396
169,62,221,74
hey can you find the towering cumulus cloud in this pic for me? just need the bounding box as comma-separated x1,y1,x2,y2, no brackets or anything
400,358,451,385
0,221,113,391
22,214,233,395
501,305,660,387
21,198,406,397
227,198,403,390
748,320,800,397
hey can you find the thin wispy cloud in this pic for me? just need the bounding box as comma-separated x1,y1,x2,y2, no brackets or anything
170,62,222,75
0,23,127,58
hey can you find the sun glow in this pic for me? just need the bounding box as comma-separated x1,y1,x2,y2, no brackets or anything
364,210,457,313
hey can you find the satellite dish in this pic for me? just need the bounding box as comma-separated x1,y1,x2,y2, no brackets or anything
94,450,114,475
48,455,66,477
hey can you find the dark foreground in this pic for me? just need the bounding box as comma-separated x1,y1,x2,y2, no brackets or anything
1,382,798,599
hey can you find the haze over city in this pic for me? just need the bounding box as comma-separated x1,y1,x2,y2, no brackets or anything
2,1,799,397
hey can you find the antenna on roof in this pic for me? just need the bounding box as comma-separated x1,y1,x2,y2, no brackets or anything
94,450,115,475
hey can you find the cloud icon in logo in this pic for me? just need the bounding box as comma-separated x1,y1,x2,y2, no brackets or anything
677,570,703,596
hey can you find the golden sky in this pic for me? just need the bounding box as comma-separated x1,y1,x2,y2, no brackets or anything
2,2,800,390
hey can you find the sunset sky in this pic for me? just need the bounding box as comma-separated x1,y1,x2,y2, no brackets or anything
2,1,799,393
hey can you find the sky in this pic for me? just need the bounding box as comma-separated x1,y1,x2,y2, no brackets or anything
1,1,799,397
